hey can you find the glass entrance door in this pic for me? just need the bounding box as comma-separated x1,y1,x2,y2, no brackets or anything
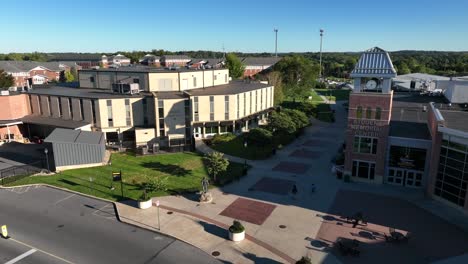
387,168,423,187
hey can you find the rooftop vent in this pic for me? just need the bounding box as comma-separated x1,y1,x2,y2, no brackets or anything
112,83,140,95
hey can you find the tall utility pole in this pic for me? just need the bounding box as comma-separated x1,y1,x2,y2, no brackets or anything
319,29,324,80
274,28,278,57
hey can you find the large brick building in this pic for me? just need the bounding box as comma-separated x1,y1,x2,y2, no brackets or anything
345,47,468,213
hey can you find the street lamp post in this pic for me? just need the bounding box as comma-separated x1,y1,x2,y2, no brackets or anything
274,28,278,57
44,148,50,172
319,29,324,80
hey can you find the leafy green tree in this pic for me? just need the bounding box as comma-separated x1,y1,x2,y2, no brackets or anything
274,55,318,87
203,152,229,182
0,70,14,89
283,109,309,129
246,128,273,146
397,62,411,74
266,71,284,105
284,83,310,102
268,111,296,134
225,53,245,79
141,175,168,200
65,71,75,82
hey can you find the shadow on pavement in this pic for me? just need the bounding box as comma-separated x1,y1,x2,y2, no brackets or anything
198,220,226,239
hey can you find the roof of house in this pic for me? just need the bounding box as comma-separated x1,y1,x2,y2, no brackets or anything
0,61,66,73
107,54,130,61
79,66,224,74
389,121,431,140
27,86,145,99
439,110,468,133
241,57,281,66
161,55,192,61
21,115,91,129
351,47,397,77
45,128,104,145
187,80,271,96
393,73,450,82
189,58,224,67
139,54,160,62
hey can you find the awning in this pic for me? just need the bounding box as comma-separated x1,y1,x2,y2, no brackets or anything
220,121,234,126
0,119,23,127
22,115,91,129
204,122,219,127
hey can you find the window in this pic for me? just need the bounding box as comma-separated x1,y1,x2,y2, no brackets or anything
255,90,258,112
210,96,214,121
225,74,228,83
250,91,253,114
375,107,382,120
435,135,468,207
106,100,113,127
133,78,139,84
366,107,372,119
356,106,363,119
193,77,197,87
225,96,229,120
68,98,73,119
243,93,246,116
194,97,199,122
125,99,131,126
205,126,219,134
79,99,85,120
142,98,148,126
260,89,263,109
352,160,376,180
214,74,217,81
353,136,378,154
90,76,95,83
158,99,165,137
91,100,97,124
58,97,63,117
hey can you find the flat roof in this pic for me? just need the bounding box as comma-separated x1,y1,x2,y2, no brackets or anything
187,80,271,96
79,66,226,74
45,128,104,145
439,110,468,133
389,121,431,140
27,86,145,99
22,115,90,129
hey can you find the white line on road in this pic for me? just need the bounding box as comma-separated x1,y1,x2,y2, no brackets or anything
5,248,37,264
10,238,75,264
54,194,75,205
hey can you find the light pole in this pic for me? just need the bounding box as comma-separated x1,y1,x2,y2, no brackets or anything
319,29,324,80
44,148,50,172
274,28,278,57
156,200,160,230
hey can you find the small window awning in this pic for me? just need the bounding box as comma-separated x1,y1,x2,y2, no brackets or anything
0,119,23,127
219,121,234,126
204,122,219,127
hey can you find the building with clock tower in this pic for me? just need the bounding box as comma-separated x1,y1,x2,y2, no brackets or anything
344,47,396,184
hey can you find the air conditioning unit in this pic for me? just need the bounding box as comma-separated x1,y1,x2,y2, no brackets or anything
112,83,140,95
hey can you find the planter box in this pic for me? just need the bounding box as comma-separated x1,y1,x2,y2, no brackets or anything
228,230,245,242
138,198,153,209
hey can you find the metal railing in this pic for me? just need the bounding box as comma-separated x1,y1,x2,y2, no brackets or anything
0,161,44,185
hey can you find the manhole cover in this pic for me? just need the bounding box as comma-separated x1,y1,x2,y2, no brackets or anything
167,211,173,215
211,251,220,257
279,225,287,229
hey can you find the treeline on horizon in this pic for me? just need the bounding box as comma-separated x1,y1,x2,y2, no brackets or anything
1,49,468,77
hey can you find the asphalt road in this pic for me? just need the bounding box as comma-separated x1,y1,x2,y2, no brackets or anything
0,186,220,264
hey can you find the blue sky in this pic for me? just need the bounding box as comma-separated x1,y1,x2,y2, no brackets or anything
1,0,467,53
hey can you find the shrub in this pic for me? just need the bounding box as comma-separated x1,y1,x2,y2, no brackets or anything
229,220,245,233
203,152,229,183
141,175,168,200
296,256,312,264
211,133,235,145
246,128,273,146
283,109,309,129
268,111,296,134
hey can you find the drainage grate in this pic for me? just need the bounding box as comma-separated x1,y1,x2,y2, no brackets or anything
167,211,173,215
279,225,287,229
211,251,221,257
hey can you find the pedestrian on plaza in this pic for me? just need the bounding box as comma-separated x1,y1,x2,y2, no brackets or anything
292,184,298,195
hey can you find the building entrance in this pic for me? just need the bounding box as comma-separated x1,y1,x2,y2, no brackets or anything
387,168,423,187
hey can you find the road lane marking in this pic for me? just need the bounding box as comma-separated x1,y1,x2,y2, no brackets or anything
10,238,75,264
5,248,37,264
54,194,76,205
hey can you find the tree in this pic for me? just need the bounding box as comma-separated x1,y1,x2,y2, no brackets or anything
283,109,309,129
283,83,310,102
203,152,229,182
65,71,75,82
141,175,168,200
246,128,273,146
0,70,14,89
225,53,245,79
296,256,312,264
274,55,318,87
268,111,296,134
266,71,284,105
396,62,411,74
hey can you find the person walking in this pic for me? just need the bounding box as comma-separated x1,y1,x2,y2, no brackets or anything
292,184,298,195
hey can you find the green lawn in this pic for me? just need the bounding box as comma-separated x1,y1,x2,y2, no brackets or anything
210,135,274,160
315,89,351,101
309,89,324,102
6,152,246,201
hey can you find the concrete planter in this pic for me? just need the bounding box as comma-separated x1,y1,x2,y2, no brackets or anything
228,230,245,242
138,198,153,209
